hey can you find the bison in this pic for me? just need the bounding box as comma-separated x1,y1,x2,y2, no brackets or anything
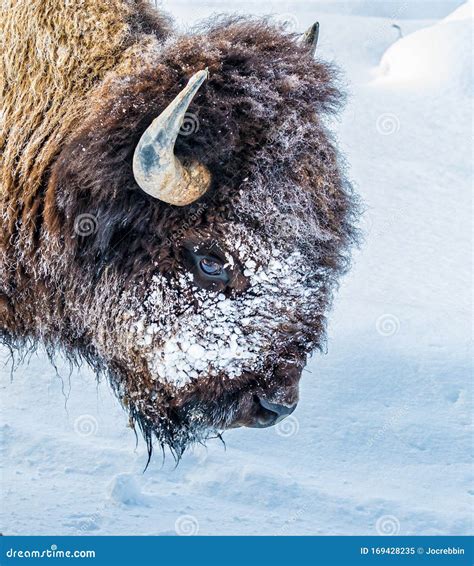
0,0,358,459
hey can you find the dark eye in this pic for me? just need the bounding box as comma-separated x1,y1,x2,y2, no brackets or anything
199,257,223,276
183,248,230,288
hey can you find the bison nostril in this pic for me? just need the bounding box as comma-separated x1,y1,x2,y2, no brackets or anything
229,394,298,429
242,395,298,428
257,396,297,420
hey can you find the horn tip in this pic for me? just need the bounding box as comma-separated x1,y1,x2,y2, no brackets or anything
194,68,209,81
303,21,319,56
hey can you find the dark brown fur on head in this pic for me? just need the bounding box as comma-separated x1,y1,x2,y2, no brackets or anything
1,5,359,459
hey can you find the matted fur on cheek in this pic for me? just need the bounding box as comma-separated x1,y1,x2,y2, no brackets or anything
120,228,317,389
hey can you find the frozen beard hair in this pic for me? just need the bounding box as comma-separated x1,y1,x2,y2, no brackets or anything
110,224,325,450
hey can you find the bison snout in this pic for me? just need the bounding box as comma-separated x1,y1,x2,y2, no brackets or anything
244,359,302,428
248,396,298,428
231,395,298,428
225,358,303,429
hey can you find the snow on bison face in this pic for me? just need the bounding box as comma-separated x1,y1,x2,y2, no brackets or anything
112,221,324,453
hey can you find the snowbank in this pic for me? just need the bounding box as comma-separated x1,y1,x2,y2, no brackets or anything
376,2,473,95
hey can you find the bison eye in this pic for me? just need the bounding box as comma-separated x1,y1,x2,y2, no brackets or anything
183,248,231,289
199,257,224,277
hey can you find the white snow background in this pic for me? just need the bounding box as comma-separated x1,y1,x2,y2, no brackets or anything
0,0,472,536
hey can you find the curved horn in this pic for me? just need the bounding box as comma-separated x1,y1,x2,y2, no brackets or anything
302,22,319,57
132,69,211,206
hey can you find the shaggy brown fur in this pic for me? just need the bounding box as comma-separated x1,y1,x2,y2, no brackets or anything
1,0,171,333
1,0,358,458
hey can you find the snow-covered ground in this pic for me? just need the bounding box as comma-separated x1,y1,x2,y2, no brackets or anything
1,1,472,536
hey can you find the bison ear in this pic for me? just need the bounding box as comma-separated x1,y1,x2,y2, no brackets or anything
132,69,211,207
301,21,319,57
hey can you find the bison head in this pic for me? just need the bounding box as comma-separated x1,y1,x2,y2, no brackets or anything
32,19,358,457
